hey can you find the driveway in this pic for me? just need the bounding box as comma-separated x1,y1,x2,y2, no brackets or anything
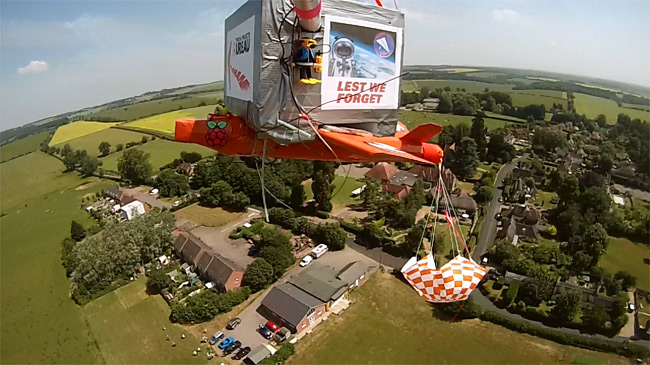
472,157,520,261
122,187,172,209
217,245,380,353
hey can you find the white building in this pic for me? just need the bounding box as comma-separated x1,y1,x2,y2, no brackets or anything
120,200,145,220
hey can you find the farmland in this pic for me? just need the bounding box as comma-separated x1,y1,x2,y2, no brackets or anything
0,152,109,363
49,121,120,146
398,110,513,132
83,278,207,364
574,93,650,122
290,273,626,364
53,128,149,157
510,90,567,110
125,105,217,135
411,79,514,93
0,131,50,163
600,237,650,291
100,139,214,171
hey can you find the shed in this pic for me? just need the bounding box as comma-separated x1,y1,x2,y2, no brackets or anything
245,344,275,365
336,261,369,289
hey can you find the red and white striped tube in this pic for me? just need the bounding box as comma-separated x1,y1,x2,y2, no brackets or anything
292,0,321,32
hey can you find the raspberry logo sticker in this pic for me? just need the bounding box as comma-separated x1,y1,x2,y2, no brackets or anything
205,121,228,147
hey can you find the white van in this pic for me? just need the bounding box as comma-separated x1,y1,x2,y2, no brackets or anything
311,244,328,259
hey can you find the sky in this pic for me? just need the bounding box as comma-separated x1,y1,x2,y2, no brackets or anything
1,0,649,130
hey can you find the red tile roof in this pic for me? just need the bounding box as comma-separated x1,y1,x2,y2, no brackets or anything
364,162,398,181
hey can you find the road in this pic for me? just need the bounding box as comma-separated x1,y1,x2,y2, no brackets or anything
471,158,519,261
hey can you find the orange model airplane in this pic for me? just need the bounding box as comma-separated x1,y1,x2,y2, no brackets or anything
174,113,444,165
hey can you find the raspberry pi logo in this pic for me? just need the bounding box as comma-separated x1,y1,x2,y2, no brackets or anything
205,121,228,147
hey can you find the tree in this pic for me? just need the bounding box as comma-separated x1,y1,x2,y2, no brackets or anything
311,161,335,212
243,258,274,292
260,245,295,279
580,223,609,263
518,278,554,306
141,136,149,144
484,96,496,112
404,223,425,256
556,174,579,205
489,241,520,264
98,142,111,156
470,113,487,159
63,152,77,171
614,271,636,291
71,220,86,241
62,143,72,156
419,87,430,102
360,178,382,209
180,151,202,163
580,171,606,190
359,222,384,248
289,184,306,208
115,143,124,152
551,289,581,322
117,149,152,184
156,169,189,197
595,114,607,127
437,94,453,113
313,224,346,251
449,137,479,179
258,227,292,248
147,269,170,294
80,155,100,176
474,185,493,205
582,304,610,333
532,128,566,154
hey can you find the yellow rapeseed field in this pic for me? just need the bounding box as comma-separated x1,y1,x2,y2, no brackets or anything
49,121,119,146
125,105,217,135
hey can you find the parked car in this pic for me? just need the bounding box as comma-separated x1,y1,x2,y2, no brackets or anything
265,320,281,333
258,325,273,339
299,255,313,267
628,303,636,312
223,340,242,355
209,331,224,345
227,317,241,330
498,196,503,203
233,346,251,360
218,337,234,350
494,213,502,221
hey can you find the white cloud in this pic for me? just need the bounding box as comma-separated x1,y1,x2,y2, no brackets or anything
491,9,524,23
17,60,49,74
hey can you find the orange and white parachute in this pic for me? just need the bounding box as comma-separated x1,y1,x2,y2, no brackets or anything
400,166,487,303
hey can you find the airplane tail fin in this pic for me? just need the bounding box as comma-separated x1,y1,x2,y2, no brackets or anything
399,123,442,145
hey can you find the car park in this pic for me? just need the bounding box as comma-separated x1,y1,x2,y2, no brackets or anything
299,255,313,267
223,340,242,355
226,317,241,330
209,331,224,345
258,325,273,339
218,336,234,350
233,346,251,360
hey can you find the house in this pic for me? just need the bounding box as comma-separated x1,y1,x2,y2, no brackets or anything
288,263,348,309
552,280,617,310
437,190,478,216
258,283,327,334
613,166,636,185
336,261,371,290
365,162,420,200
510,204,541,225
177,162,194,176
504,271,529,285
173,233,246,291
120,200,146,220
104,186,136,205
422,98,440,111
498,217,537,243
408,165,458,191
503,134,516,145
365,162,399,182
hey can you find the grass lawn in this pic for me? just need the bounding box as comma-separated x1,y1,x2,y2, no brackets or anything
510,90,567,110
534,190,558,211
86,92,223,122
398,111,510,133
304,175,364,212
52,127,149,157
0,131,50,163
83,277,208,364
49,121,120,146
600,237,650,291
125,105,217,135
574,93,650,122
0,156,111,363
174,203,244,227
101,139,214,171
289,273,626,364
456,181,475,194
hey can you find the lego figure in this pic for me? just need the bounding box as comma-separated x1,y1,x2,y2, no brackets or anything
293,39,321,84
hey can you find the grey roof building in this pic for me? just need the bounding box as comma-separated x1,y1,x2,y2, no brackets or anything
289,263,348,303
337,261,370,288
260,283,325,330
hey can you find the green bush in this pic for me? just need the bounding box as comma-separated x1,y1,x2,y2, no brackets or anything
262,343,295,364
316,210,330,219
170,286,251,323
505,281,520,305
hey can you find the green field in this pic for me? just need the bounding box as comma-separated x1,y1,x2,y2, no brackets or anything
0,131,50,163
398,110,511,132
600,237,650,291
52,127,149,156
86,93,222,122
290,273,626,364
49,121,120,146
0,153,109,363
100,139,214,171
125,105,217,135
510,90,567,110
411,80,515,93
174,204,244,227
574,93,650,122
304,175,365,210
84,278,207,364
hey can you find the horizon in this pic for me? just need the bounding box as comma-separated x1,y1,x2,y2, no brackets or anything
1,0,649,130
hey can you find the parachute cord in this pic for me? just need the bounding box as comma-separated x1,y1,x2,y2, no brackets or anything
260,138,269,222
254,160,293,211
415,182,437,255
450,300,465,323
427,165,443,255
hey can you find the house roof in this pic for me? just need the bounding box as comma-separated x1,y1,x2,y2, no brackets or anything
261,283,324,328
204,252,244,287
511,205,541,223
614,166,635,178
508,219,537,240
388,170,419,187
365,162,399,181
174,233,245,283
439,190,478,213
246,345,273,364
289,263,348,302
336,261,369,285
104,186,121,196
